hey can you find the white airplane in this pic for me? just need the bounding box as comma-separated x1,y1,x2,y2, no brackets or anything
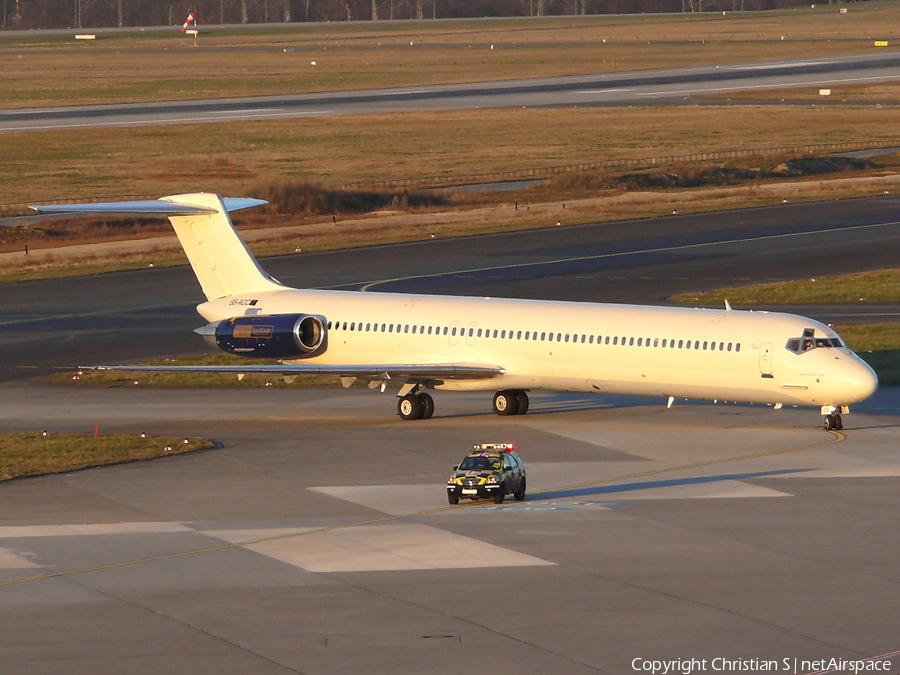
33,193,878,429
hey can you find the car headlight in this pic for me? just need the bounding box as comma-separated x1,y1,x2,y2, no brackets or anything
486,475,498,483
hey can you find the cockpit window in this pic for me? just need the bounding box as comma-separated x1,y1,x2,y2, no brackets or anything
785,329,845,354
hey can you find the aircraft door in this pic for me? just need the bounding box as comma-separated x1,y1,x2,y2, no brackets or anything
465,322,478,347
759,342,773,376
449,321,461,346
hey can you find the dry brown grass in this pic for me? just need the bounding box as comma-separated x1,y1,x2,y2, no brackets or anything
3,8,900,108
4,105,900,206
4,10,900,282
4,169,899,284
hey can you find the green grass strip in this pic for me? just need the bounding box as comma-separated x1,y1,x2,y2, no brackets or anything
670,269,900,306
47,353,340,388
0,433,215,482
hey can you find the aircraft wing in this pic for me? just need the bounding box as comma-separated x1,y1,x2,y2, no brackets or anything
79,363,505,383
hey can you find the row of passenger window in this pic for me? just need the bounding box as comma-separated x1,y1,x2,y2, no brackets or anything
326,320,741,353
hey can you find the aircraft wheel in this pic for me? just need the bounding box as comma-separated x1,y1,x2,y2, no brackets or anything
834,413,843,430
514,478,526,502
514,390,529,415
419,392,435,419
398,395,424,420
493,390,519,416
824,414,835,430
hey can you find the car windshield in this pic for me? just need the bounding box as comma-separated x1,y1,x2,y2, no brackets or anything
458,457,500,471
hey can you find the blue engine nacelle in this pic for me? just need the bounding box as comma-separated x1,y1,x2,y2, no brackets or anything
206,314,327,359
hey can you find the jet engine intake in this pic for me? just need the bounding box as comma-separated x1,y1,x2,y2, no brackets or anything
206,314,327,358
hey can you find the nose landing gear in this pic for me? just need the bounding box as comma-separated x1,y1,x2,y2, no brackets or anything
822,405,847,431
824,413,843,431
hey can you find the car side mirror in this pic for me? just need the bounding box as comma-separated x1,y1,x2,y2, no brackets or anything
452,465,459,470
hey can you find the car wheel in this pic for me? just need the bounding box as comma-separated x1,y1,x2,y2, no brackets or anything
492,483,505,504
448,491,459,505
514,477,526,501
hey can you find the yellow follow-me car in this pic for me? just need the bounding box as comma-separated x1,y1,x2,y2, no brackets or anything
447,443,526,505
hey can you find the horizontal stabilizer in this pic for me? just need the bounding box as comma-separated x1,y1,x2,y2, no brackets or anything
30,197,267,217
79,363,505,382
33,193,278,300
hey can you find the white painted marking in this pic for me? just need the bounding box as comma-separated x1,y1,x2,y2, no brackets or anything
311,485,449,516
485,501,613,511
210,108,282,114
769,465,900,478
205,524,553,572
2,110,334,133
202,527,313,543
380,87,441,95
576,87,634,94
606,479,791,500
0,522,193,538
723,60,832,71
0,548,40,569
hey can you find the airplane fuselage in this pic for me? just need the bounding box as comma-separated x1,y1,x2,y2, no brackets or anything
198,288,878,409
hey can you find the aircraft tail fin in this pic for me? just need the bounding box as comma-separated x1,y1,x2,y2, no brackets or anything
161,193,284,301
31,193,284,301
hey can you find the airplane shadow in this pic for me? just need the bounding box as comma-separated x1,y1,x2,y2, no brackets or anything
432,393,656,420
533,468,811,501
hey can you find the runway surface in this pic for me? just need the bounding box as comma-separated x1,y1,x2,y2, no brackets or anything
3,194,900,383
1,383,899,674
2,52,900,132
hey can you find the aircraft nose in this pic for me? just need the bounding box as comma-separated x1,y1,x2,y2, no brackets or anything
844,357,878,403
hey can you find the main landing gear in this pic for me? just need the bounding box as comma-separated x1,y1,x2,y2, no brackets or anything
396,388,531,420
492,390,529,416
397,391,435,420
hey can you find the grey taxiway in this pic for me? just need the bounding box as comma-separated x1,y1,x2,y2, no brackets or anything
1,382,899,674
